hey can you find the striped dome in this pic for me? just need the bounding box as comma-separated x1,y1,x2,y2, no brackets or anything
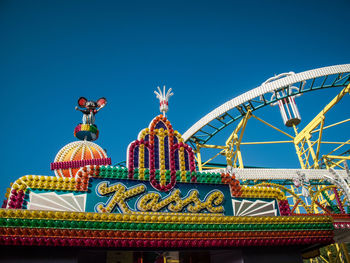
52,141,110,178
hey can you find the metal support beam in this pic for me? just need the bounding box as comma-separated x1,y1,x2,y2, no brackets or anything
293,84,350,169
225,109,252,168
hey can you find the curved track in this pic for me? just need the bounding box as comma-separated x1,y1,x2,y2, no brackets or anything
183,64,350,149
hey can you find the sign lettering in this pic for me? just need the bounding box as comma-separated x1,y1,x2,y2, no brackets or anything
95,182,224,214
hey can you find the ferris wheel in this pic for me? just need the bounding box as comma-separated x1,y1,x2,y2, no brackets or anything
182,64,350,215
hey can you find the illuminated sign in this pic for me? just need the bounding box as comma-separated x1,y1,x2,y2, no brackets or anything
86,178,233,215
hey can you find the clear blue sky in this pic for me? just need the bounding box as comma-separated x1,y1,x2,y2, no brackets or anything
1,0,349,197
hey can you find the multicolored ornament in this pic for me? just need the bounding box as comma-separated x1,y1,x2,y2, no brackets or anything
74,124,99,141
127,115,196,192
51,141,111,178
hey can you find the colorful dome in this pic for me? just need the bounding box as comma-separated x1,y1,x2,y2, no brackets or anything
51,141,111,178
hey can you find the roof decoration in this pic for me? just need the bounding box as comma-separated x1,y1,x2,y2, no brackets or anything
50,97,111,178
126,87,195,192
51,141,110,177
154,85,173,116
127,115,196,192
0,209,334,248
74,97,107,141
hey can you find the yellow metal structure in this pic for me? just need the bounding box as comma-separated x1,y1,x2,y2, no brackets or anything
193,84,350,263
225,109,252,168
194,84,350,172
304,243,350,263
188,71,350,263
194,110,296,171
294,84,350,169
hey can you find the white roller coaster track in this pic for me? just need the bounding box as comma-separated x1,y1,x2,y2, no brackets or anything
205,168,349,181
182,64,350,141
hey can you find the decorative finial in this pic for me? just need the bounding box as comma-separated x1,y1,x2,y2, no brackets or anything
74,97,107,141
154,86,173,116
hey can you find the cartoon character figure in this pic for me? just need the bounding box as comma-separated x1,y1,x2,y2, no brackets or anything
75,97,107,125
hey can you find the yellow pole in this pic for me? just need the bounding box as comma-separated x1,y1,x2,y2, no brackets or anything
315,117,325,161
341,243,350,263
252,114,294,139
293,84,350,169
195,143,202,172
327,244,334,263
306,137,319,168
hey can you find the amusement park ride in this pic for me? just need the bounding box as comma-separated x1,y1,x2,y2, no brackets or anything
1,64,350,263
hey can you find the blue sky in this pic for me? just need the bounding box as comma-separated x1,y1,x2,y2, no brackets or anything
0,0,349,196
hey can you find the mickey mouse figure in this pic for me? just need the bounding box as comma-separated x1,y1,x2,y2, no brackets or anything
75,97,107,125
